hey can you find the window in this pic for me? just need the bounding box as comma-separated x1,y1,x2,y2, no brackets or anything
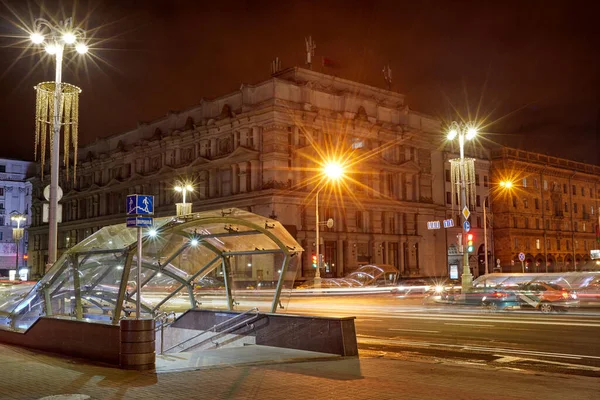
522,178,527,188
513,217,518,228
0,187,3,196
536,239,540,250
476,216,481,228
563,184,567,194
355,211,364,230
543,180,548,190
574,203,578,213
446,192,452,205
512,197,517,208
592,206,595,215
583,222,586,232
574,222,578,231
545,200,550,211
523,198,528,209
533,178,538,188
564,202,568,212
445,169,451,182
483,175,488,187
514,238,519,249
0,165,5,173
581,187,585,196
475,174,480,186
575,240,579,249
536,219,540,229
524,218,529,229
245,130,254,148
547,239,551,251
556,239,561,251
535,198,539,209
572,185,576,195
476,195,481,207
545,220,550,229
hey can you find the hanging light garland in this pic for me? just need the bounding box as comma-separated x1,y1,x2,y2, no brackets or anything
450,157,476,212
34,81,81,181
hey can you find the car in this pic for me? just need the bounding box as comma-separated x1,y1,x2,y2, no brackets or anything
483,282,578,313
482,289,521,312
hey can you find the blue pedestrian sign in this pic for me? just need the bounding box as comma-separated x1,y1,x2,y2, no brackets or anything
463,221,471,232
127,194,154,216
126,217,154,228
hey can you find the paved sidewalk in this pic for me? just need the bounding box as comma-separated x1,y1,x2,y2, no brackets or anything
0,343,597,400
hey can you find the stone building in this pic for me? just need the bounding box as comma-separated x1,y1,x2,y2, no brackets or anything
0,158,34,275
28,67,451,281
490,147,600,272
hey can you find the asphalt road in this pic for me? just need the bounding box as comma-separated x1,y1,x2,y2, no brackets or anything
148,291,600,376
280,294,600,376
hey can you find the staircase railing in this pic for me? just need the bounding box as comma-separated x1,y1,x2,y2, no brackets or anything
163,307,259,354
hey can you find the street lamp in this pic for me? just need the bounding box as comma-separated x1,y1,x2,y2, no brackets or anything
11,214,26,279
30,18,88,270
446,121,478,292
314,161,344,285
174,183,194,216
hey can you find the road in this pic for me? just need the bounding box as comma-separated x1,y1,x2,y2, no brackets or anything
281,294,600,376
148,291,600,376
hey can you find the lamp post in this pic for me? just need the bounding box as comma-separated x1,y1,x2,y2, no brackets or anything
174,183,194,216
446,121,477,292
11,214,26,279
30,18,88,269
314,162,344,285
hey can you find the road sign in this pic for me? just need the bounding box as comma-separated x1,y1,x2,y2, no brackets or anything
427,221,441,229
463,221,471,232
443,219,454,228
126,216,154,228
462,206,470,220
127,194,154,215
518,252,525,262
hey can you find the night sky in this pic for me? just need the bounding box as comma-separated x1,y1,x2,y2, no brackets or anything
0,0,598,165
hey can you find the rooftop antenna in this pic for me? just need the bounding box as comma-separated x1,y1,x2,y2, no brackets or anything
305,36,316,69
383,64,392,90
271,57,282,75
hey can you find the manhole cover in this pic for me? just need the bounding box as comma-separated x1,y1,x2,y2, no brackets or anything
38,395,91,400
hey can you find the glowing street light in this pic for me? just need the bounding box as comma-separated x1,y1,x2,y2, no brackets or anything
315,161,345,283
446,121,478,292
499,180,513,189
29,17,89,270
174,183,194,216
11,214,26,277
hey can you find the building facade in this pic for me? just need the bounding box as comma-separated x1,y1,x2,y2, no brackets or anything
0,158,34,275
490,147,600,272
28,68,451,281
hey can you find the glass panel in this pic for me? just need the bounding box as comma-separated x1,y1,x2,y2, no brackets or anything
78,252,127,321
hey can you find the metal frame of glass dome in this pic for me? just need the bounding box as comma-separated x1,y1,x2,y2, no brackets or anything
0,208,302,332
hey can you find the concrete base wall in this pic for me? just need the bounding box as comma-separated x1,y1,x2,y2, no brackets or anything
0,317,120,365
172,310,358,357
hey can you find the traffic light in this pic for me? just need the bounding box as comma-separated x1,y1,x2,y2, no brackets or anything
312,254,318,268
467,234,474,253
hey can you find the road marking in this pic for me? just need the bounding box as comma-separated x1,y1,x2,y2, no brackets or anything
358,336,600,361
388,328,439,333
492,354,600,372
444,323,494,327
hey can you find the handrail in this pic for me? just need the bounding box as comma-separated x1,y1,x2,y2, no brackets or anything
163,307,258,354
182,313,261,352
